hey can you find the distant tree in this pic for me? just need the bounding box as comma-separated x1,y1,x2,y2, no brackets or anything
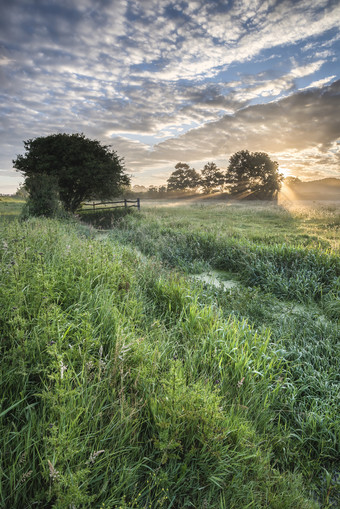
200,162,225,193
147,185,159,196
225,150,283,199
284,176,302,186
132,185,148,193
13,133,130,213
167,163,201,191
14,184,28,198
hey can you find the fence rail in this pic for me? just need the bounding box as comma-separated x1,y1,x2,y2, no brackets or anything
80,198,140,212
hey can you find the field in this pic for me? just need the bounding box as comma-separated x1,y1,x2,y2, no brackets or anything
0,197,339,508
0,196,25,220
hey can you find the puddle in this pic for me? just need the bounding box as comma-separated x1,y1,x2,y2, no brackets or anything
191,270,239,290
273,301,330,325
276,303,308,315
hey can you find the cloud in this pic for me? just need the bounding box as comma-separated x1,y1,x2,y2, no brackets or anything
112,80,340,181
232,60,327,101
303,75,336,89
0,0,339,191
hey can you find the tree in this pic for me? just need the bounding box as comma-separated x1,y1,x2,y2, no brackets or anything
284,176,301,186
132,185,148,193
13,133,130,213
200,162,225,193
147,185,159,196
167,163,201,191
225,150,283,199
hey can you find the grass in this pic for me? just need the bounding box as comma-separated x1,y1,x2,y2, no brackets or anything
0,198,339,508
77,207,135,229
0,196,25,220
108,201,339,308
133,199,340,250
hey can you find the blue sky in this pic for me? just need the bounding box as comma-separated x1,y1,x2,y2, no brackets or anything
0,0,339,193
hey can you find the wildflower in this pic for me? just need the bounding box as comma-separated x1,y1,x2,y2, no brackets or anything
18,452,26,465
16,470,32,487
60,360,67,379
86,450,105,465
48,460,59,481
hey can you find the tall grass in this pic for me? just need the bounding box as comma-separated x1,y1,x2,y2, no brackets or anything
0,196,25,220
107,202,339,503
0,217,326,508
110,205,339,306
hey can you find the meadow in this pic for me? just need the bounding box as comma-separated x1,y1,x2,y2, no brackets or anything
0,197,339,508
0,196,26,220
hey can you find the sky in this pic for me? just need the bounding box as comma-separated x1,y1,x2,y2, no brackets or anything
0,0,339,194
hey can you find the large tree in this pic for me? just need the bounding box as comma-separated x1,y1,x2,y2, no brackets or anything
13,133,130,212
200,162,225,193
167,163,201,191
225,150,283,199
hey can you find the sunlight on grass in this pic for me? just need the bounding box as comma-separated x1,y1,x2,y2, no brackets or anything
0,200,339,508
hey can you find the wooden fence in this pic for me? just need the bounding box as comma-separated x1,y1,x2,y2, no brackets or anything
81,198,140,212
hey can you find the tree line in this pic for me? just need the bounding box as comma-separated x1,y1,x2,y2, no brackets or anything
13,133,284,217
134,152,283,200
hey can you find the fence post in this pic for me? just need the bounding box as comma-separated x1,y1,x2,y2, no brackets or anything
124,199,127,209
137,197,140,211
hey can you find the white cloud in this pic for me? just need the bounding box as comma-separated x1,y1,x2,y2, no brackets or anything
303,75,336,89
0,0,339,192
114,81,340,183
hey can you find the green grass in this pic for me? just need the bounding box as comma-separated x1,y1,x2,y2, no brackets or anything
135,199,340,250
0,199,339,508
77,207,135,229
108,201,339,308
0,196,25,219
107,200,340,501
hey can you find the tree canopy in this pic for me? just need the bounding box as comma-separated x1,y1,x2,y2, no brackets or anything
13,133,130,212
167,163,201,191
225,150,283,199
201,162,225,194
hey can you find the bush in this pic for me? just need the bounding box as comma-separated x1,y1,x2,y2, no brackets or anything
20,174,62,218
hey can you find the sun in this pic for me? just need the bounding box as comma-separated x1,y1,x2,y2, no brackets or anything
280,166,293,178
